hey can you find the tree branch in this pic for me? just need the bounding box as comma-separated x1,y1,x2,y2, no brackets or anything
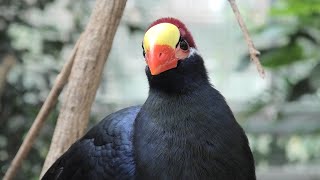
228,0,265,78
40,0,127,177
3,36,82,180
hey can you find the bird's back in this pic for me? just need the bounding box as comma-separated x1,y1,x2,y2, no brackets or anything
42,106,141,180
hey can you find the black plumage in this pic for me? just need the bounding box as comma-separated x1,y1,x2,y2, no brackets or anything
134,53,255,179
42,106,140,180
42,18,256,180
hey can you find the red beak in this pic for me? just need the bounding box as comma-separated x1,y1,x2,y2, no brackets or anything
145,44,179,75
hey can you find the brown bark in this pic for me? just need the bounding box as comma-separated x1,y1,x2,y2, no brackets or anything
40,0,127,178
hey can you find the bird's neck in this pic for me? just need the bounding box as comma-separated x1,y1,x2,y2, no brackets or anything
142,53,215,126
146,53,210,95
135,63,227,178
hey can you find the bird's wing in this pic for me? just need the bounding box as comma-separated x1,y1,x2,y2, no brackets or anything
42,106,141,180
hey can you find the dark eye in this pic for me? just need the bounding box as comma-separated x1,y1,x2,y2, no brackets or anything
179,39,189,51
142,43,145,57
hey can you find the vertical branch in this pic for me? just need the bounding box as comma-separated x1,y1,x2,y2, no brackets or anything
40,0,127,177
228,0,265,78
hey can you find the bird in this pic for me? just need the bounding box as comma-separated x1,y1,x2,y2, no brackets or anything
42,17,256,180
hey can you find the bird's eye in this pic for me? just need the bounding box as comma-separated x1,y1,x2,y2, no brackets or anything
179,39,189,51
142,43,146,57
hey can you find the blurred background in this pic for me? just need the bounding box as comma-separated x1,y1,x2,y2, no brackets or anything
0,0,319,179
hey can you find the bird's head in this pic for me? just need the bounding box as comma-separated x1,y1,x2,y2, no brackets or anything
142,17,209,93
142,17,197,75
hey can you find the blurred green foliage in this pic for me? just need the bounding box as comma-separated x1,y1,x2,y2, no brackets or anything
238,0,320,167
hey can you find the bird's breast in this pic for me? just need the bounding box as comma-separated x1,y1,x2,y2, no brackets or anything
133,103,223,179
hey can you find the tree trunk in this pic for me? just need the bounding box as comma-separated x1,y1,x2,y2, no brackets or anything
40,0,127,177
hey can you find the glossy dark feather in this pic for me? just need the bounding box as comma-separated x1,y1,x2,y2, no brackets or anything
42,106,141,180
134,53,256,180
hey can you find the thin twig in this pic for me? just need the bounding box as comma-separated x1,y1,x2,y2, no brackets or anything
3,35,83,180
228,0,265,78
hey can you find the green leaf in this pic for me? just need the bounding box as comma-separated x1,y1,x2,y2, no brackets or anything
270,0,320,17
260,43,305,68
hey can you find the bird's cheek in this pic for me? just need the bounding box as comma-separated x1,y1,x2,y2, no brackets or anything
175,46,190,60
